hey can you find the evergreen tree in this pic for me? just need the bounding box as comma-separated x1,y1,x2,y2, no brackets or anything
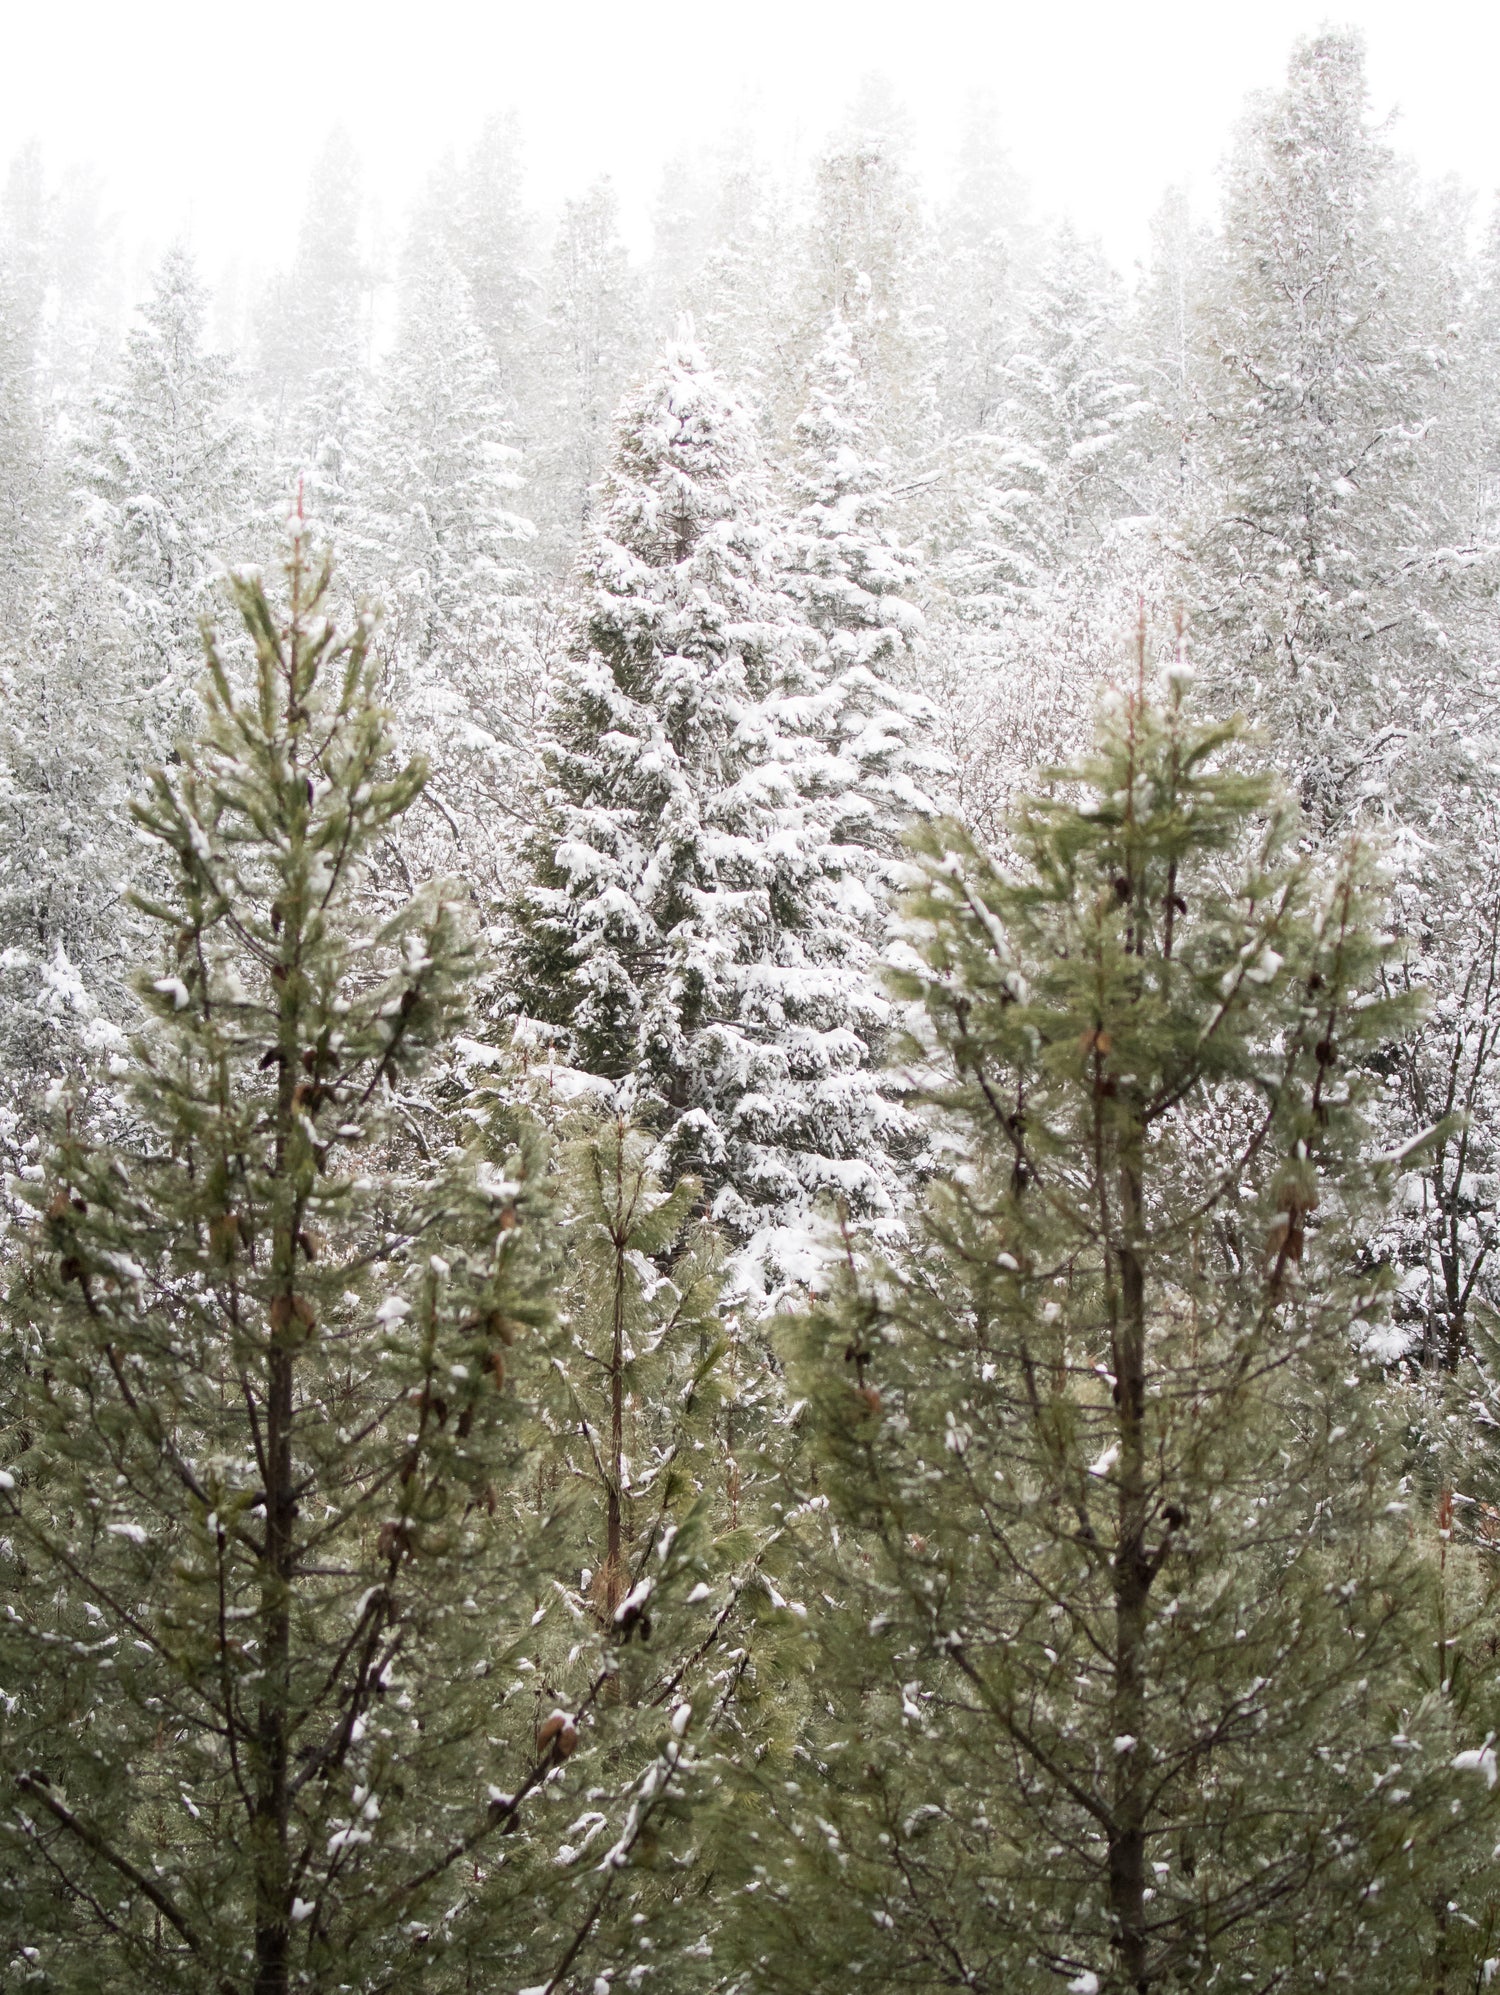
547,1114,724,1622
257,136,376,583
0,170,48,635
746,670,1499,1991
658,141,802,438
531,182,642,572
286,359,376,588
1382,794,1500,1372
649,135,760,325
511,337,920,1285
365,241,543,904
933,95,1030,438
1194,29,1463,818
38,160,122,401
0,540,609,1993
77,243,250,759
924,425,1052,632
447,114,538,400
918,215,1146,854
0,548,136,1083
256,129,370,441
782,312,926,683
1128,187,1212,523
1005,221,1143,554
372,246,533,650
918,219,1137,840
1192,30,1500,1402
803,98,935,463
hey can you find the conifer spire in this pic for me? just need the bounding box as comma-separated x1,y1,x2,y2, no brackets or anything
510,336,924,1289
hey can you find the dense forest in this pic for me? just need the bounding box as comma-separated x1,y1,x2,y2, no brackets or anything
4,25,1500,1993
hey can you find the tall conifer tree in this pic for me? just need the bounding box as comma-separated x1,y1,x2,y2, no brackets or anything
79,244,250,756
511,337,921,1285
0,538,617,1994
742,671,1500,1993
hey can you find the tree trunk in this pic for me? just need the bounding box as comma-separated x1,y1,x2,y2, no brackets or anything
1110,1158,1150,1994
257,751,305,1995
604,1232,626,1620
254,1331,294,1995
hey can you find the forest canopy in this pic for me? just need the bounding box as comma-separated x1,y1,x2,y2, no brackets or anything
2,26,1500,1995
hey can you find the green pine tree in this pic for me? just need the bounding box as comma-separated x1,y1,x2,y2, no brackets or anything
546,1115,724,1626
740,666,1500,1992
0,536,614,1994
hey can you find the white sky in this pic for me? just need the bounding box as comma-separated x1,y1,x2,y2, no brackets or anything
4,0,1498,276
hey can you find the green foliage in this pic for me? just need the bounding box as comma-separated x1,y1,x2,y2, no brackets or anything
746,673,1500,1992
0,538,593,1993
547,1114,724,1623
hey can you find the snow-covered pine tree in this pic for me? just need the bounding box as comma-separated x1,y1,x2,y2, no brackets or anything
255,136,378,598
782,311,926,686
0,550,136,1098
1194,28,1461,819
256,129,370,446
1129,186,1212,523
932,94,1030,438
1191,30,1500,1405
0,179,48,636
649,137,754,326
366,239,542,902
1465,199,1500,553
448,114,539,403
0,161,129,1086
924,423,1051,635
1367,195,1500,1379
530,181,642,573
779,309,941,895
802,93,936,465
651,137,799,426
0,243,245,1098
77,242,250,761
285,359,375,589
0,535,637,1994
510,336,921,1287
1004,220,1143,554
914,228,1128,847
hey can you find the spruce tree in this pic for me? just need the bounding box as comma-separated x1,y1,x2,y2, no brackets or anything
802,97,936,465
1193,30,1500,1404
0,557,137,1097
510,336,921,1286
1005,222,1143,554
0,537,614,1994
932,96,1030,438
79,243,250,758
367,240,540,900
447,114,539,404
661,145,802,442
256,129,370,443
0,193,47,636
1194,29,1464,820
783,311,926,689
746,668,1500,1991
531,182,642,573
1128,188,1211,525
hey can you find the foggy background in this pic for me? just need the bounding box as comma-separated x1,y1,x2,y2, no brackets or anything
4,0,1495,293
